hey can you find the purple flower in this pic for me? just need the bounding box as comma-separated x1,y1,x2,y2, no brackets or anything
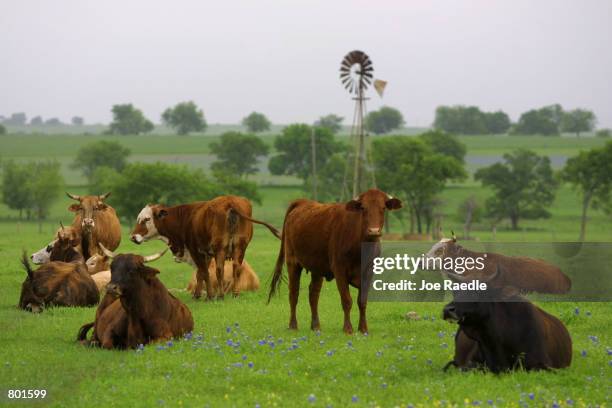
326,350,334,357
248,361,254,368
552,403,560,408
581,350,587,357
588,335,599,343
606,348,612,356
381,382,388,389
438,331,444,338
351,395,358,403
487,400,493,405
566,399,574,405
226,326,231,333
258,340,266,346
528,393,534,400
226,340,234,347
269,342,275,348
184,332,193,340
242,355,247,360
137,344,144,351
166,341,173,347
472,401,480,406
156,345,165,351
232,362,243,368
308,394,316,403
347,341,353,347
574,307,580,315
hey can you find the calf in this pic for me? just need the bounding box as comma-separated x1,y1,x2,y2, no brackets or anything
130,195,279,299
19,227,99,313
78,245,193,349
268,189,402,334
186,259,259,296
442,265,572,372
30,225,82,265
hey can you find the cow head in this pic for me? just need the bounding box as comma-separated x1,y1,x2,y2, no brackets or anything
18,252,46,313
98,244,167,298
130,204,168,244
67,192,111,231
49,224,81,262
345,189,402,239
85,253,109,274
31,240,56,264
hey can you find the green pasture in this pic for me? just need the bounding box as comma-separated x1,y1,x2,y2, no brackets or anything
0,133,611,407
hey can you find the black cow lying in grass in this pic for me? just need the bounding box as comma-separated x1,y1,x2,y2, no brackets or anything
78,244,193,349
19,226,99,313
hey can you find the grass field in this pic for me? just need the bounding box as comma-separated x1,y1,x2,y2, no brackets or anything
0,133,611,407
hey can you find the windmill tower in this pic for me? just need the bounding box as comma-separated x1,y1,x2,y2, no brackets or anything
339,50,386,198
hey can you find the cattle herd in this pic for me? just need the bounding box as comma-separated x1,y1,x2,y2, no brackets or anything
18,189,573,373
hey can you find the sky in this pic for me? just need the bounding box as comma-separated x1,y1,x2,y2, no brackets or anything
1,0,611,127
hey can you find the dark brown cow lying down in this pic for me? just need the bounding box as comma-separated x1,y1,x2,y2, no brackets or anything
19,227,99,313
78,245,193,349
186,259,259,296
268,189,402,334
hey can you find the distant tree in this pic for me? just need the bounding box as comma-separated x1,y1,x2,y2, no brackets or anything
365,106,404,134
268,124,344,182
211,171,262,204
418,130,467,163
30,116,44,126
242,112,271,133
373,137,466,234
433,105,488,135
44,118,63,126
475,149,557,230
303,153,347,202
71,140,131,184
108,104,154,135
161,101,207,135
71,116,84,126
0,124,5,135
512,105,562,136
596,128,611,138
561,141,612,241
210,132,269,177
561,109,596,137
315,114,344,134
3,113,27,126
483,111,511,134
26,161,64,232
1,161,32,219
457,196,482,239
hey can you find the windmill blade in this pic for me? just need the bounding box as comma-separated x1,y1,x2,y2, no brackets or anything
374,79,387,97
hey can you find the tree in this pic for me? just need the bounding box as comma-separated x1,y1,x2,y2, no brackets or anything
161,101,207,135
373,137,466,234
108,104,154,135
483,111,511,134
561,109,596,137
71,116,84,126
303,153,347,202
315,114,344,134
71,140,131,184
475,149,558,230
3,112,27,126
242,112,271,133
27,161,64,232
44,118,63,126
457,196,482,239
512,105,563,136
0,124,5,135
365,106,404,134
560,141,612,241
268,124,344,181
30,116,44,125
1,161,32,219
418,130,466,163
210,132,269,177
211,171,262,204
596,129,611,138
433,105,487,135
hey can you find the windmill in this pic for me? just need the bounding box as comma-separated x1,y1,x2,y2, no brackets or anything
339,50,386,198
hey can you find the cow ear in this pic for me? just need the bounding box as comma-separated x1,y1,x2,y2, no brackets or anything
68,204,80,212
385,198,402,210
97,202,108,210
140,266,160,279
345,200,362,212
156,209,168,219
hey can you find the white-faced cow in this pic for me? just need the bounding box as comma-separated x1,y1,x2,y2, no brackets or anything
130,195,280,300
268,189,402,334
67,192,121,261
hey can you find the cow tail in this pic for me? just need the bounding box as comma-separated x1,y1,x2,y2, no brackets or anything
77,322,94,342
267,202,298,304
20,251,34,279
230,207,281,239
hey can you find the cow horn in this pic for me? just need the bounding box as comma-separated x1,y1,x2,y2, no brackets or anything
66,192,80,201
60,221,65,231
486,263,502,282
98,243,117,259
143,247,169,263
451,230,457,242
99,192,111,201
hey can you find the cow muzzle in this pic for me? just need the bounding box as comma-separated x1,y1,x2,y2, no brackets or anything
443,304,459,322
82,218,95,228
130,234,143,244
26,302,43,313
367,227,382,237
106,283,122,297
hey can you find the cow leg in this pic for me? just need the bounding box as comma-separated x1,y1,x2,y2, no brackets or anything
231,239,247,298
334,274,353,334
194,256,214,300
214,250,226,300
309,274,323,331
356,286,368,334
287,262,302,330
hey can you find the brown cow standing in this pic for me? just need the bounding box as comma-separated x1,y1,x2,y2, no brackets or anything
78,245,192,349
67,192,121,261
268,189,402,334
130,195,279,299
186,259,260,296
19,227,99,313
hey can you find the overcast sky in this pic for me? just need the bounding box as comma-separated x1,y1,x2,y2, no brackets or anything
2,0,611,127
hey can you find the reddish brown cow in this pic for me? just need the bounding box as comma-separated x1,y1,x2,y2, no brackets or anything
130,195,279,299
19,227,99,313
268,189,402,334
67,192,121,260
78,245,192,349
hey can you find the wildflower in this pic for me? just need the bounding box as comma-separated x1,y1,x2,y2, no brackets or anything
242,355,247,360
528,393,534,400
581,350,587,357
351,395,358,403
308,394,316,403
326,350,334,357
248,362,254,368
258,340,266,346
226,326,231,333
574,307,580,315
166,341,173,347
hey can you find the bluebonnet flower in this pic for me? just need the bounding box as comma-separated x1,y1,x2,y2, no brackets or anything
269,342,275,348
606,347,612,356
381,383,388,389
226,339,234,347
258,340,266,346
487,400,493,405
566,399,574,405
308,394,316,403
588,335,599,343
351,395,358,403
316,331,321,337
581,350,587,357
472,401,480,406
552,403,560,408
184,332,193,340
242,355,247,360
438,331,444,338
232,363,243,368
326,350,334,357
166,341,173,347
248,361,254,368
574,307,580,315
226,326,231,333
528,393,534,400
156,345,165,351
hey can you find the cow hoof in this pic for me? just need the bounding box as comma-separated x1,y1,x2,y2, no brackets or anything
343,327,354,335
232,292,240,298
